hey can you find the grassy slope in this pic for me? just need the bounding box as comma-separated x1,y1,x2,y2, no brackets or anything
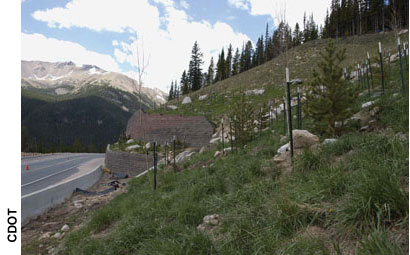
56,32,410,254
152,32,408,123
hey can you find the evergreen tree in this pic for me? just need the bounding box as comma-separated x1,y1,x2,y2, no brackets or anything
225,44,233,78
293,22,303,46
207,57,214,86
255,36,265,66
215,48,225,81
305,40,358,136
264,23,271,62
168,82,174,100
232,48,240,75
181,70,190,95
188,41,204,91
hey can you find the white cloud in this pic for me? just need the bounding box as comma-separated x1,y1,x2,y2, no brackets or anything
229,0,329,28
112,40,118,46
21,33,121,72
227,0,250,10
31,0,251,91
180,0,189,9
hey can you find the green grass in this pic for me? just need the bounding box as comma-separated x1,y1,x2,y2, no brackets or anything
57,33,409,255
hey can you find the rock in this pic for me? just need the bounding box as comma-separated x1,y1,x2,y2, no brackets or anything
223,147,232,152
351,111,371,127
126,139,134,144
48,248,55,254
214,151,222,157
182,97,192,104
61,224,70,232
145,142,151,149
277,143,290,154
292,130,319,149
360,125,369,132
199,146,205,153
280,135,287,143
212,132,219,138
197,224,207,232
290,78,303,85
209,137,220,144
39,232,51,240
203,214,219,225
175,151,195,163
167,105,178,110
126,144,141,151
245,89,265,96
273,151,288,163
393,93,400,98
73,200,83,208
361,101,374,109
199,94,208,101
369,106,380,117
395,132,407,141
323,139,338,145
334,121,342,128
398,29,408,35
53,232,62,239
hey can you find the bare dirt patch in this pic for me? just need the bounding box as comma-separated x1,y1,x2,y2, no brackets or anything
22,171,131,255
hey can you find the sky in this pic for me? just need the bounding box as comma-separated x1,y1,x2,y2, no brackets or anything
21,0,330,92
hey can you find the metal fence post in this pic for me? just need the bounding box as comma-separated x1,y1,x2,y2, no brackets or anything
286,68,294,158
367,52,374,91
297,87,301,129
283,96,287,135
365,59,370,96
153,141,157,190
398,38,405,92
378,42,385,94
173,135,176,169
221,118,224,155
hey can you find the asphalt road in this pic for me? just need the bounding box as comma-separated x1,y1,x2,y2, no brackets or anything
21,153,105,196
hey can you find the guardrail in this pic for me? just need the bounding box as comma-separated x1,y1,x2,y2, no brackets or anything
21,164,102,226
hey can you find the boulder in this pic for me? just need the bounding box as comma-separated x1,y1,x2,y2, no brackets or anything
361,101,374,109
203,214,220,226
292,130,319,149
277,143,290,154
53,232,62,239
214,151,222,157
323,139,338,145
167,105,178,110
126,144,141,151
39,232,51,240
223,147,232,152
126,139,134,144
334,121,342,128
209,137,220,144
199,94,208,101
61,224,70,232
199,146,206,153
182,97,192,104
175,151,195,163
144,142,151,149
73,200,83,208
245,89,265,96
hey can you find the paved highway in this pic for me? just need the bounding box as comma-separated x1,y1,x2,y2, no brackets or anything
21,153,105,196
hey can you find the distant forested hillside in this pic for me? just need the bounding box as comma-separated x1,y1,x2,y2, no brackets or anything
21,95,132,153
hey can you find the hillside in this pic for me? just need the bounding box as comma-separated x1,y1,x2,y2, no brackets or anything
153,31,408,122
22,32,409,254
21,60,169,152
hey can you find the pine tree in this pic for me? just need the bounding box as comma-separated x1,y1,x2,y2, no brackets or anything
168,82,174,100
188,41,204,91
293,22,302,46
181,70,190,95
215,48,225,81
225,44,233,78
305,40,358,136
207,57,214,86
232,48,240,75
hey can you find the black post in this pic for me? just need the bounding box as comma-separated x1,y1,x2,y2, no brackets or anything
173,135,176,169
229,120,233,151
221,118,225,155
398,38,405,92
259,107,262,135
365,60,370,96
153,141,157,190
297,87,301,129
403,42,408,72
165,141,168,165
234,115,237,153
286,69,294,158
367,52,374,91
282,96,287,135
378,42,385,94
